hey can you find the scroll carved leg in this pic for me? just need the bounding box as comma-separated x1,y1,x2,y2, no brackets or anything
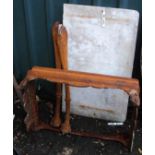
61,85,71,133
23,81,39,131
125,89,140,151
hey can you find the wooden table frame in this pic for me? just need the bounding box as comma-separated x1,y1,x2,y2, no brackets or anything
19,66,140,152
19,22,140,152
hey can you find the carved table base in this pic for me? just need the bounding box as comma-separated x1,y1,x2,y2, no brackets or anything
20,66,140,152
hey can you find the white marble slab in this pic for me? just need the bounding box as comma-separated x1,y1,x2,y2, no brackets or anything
62,4,139,122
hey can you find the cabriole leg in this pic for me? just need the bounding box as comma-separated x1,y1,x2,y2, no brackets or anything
61,85,71,133
51,83,62,127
